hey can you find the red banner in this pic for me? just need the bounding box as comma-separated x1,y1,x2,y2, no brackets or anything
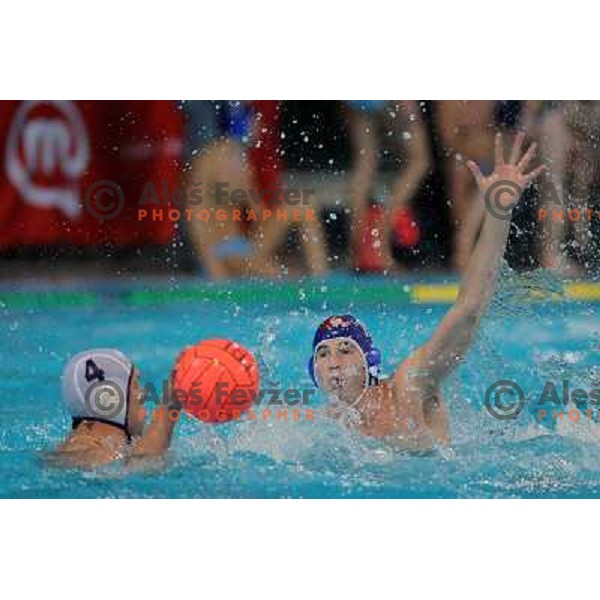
0,100,183,248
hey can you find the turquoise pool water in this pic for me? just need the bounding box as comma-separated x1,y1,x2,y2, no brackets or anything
2,274,600,498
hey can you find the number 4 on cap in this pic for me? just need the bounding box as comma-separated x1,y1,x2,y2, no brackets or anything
85,359,105,383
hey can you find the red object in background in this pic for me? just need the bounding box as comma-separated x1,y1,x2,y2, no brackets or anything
0,100,183,249
356,204,387,272
356,204,422,271
248,101,281,205
174,339,259,423
392,206,421,248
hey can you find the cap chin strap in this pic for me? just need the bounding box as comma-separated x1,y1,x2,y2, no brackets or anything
72,417,132,442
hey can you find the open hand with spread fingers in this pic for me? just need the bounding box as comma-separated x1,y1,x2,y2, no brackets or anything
466,132,546,214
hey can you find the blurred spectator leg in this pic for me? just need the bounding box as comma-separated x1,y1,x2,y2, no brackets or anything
347,110,378,270
437,101,496,272
247,214,285,277
537,107,582,274
298,191,328,276
569,137,594,256
185,139,255,279
447,161,479,271
182,101,228,278
384,100,432,272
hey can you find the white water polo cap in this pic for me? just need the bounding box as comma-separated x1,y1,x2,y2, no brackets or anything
61,348,134,433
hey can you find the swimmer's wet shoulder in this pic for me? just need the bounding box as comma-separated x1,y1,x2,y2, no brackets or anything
329,375,449,450
47,420,128,469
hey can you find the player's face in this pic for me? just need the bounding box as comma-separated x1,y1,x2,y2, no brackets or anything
126,367,146,437
314,339,366,397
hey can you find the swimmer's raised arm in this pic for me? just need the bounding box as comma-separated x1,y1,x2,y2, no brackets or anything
129,365,183,461
398,132,545,384
128,404,181,460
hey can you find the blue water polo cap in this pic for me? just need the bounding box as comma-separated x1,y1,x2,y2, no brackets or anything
307,315,381,387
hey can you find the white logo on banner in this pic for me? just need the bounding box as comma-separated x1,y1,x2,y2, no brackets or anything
5,101,90,219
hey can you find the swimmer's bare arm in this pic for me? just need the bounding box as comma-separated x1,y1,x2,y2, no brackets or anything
129,368,182,460
397,133,545,385
129,405,181,460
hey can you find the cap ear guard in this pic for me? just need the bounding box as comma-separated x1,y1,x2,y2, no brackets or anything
366,347,381,384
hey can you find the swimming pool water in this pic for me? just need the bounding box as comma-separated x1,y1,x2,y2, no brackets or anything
2,274,600,498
